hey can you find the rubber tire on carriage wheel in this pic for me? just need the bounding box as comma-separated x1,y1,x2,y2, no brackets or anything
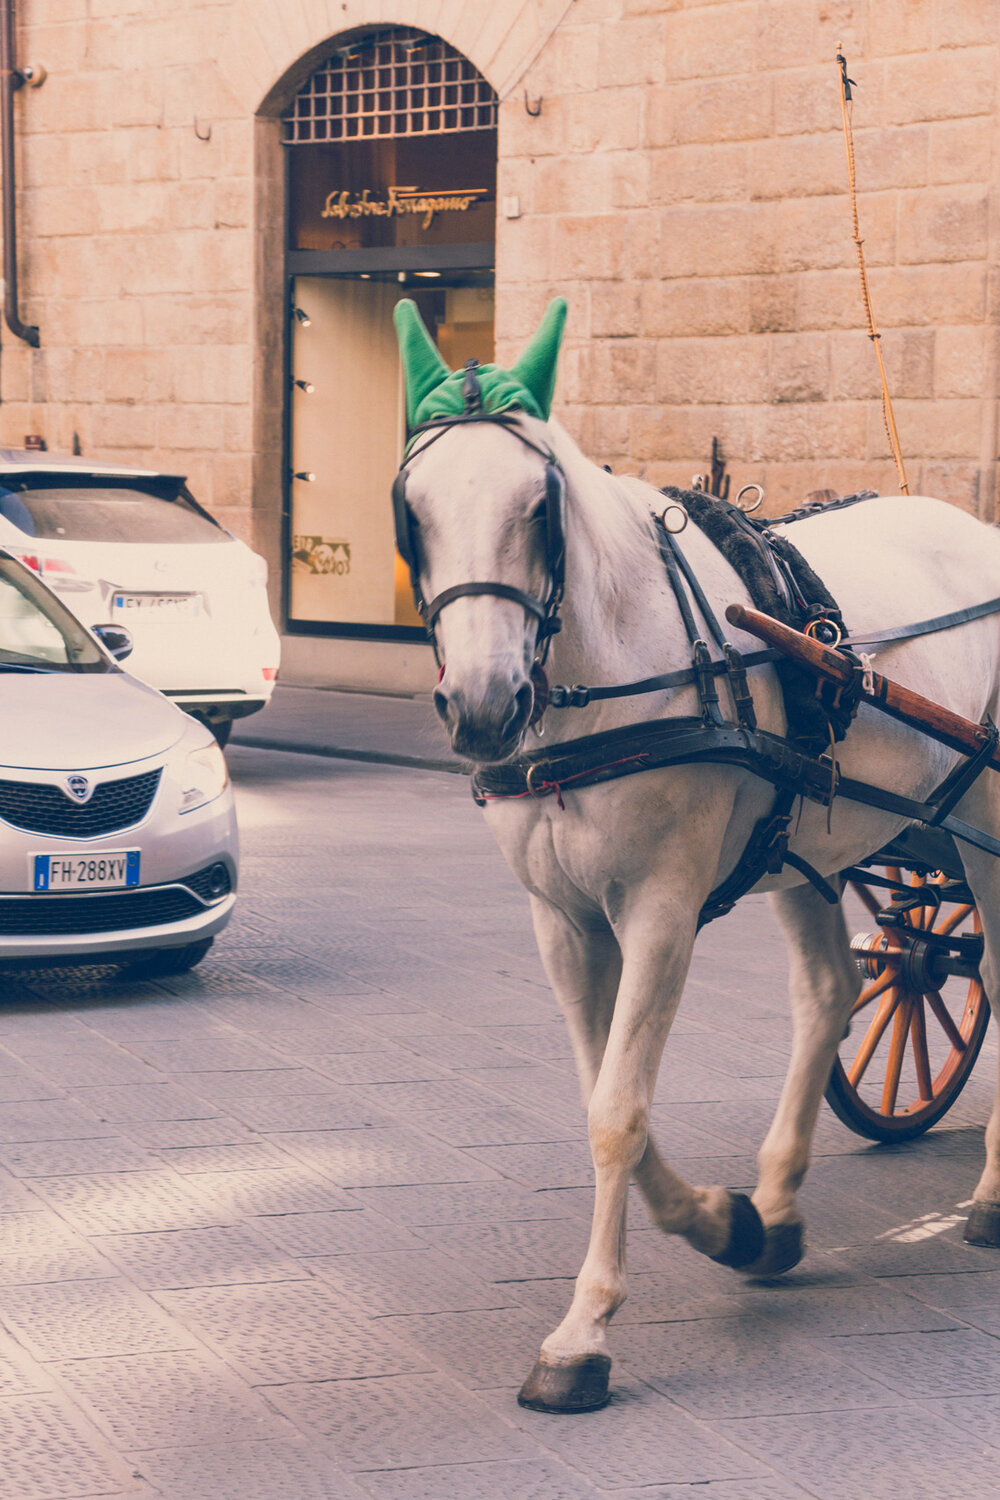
119,938,214,980
824,867,990,1143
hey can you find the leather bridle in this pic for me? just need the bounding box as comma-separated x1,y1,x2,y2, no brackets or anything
392,406,567,670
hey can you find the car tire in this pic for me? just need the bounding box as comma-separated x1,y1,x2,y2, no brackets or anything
119,937,214,979
210,719,232,748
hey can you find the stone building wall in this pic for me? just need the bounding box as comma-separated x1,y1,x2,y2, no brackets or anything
502,0,1000,516
0,0,996,585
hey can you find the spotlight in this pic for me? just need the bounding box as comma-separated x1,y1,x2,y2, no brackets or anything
294,380,314,394
293,471,316,482
414,270,441,278
293,307,311,326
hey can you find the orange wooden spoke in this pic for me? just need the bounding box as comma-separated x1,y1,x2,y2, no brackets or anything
925,988,966,1052
909,996,933,1102
881,995,914,1115
934,904,974,938
848,987,903,1087
852,965,899,1016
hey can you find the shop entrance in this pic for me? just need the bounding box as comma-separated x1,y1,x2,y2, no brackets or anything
282,29,497,640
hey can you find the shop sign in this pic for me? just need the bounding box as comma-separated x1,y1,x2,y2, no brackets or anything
321,185,489,230
292,536,351,576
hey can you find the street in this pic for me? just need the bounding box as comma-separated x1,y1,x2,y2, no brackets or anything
2,738,1000,1499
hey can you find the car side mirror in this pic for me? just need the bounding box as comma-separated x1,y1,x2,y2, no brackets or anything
92,623,134,662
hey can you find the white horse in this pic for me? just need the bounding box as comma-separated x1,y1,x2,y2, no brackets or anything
393,298,1000,1413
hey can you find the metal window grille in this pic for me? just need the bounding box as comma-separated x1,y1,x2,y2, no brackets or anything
282,28,497,145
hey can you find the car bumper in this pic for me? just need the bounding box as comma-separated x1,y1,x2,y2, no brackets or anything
0,883,236,960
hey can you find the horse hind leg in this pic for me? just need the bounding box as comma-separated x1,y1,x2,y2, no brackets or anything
742,881,860,1277
944,795,1000,1247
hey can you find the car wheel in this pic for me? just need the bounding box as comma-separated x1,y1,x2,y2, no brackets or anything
119,938,214,979
210,719,232,748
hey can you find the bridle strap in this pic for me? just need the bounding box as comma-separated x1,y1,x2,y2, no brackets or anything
424,580,549,629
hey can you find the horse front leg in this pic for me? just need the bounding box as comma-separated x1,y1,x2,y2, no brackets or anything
742,882,859,1275
518,892,764,1414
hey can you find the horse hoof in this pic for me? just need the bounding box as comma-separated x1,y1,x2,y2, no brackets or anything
740,1222,805,1278
517,1353,611,1413
964,1202,1000,1248
708,1191,766,1270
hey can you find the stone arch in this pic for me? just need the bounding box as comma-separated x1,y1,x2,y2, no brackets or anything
219,0,568,120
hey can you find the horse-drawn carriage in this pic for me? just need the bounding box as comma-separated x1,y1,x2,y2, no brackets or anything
391,294,1000,1415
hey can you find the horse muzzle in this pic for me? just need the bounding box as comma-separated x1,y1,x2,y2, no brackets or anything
434,679,534,763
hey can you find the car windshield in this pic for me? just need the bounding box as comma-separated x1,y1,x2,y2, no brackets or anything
0,478,229,545
0,555,108,672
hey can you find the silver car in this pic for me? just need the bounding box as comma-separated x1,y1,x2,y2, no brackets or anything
0,547,237,974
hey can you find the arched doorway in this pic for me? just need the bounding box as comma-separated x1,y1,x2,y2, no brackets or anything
282,27,497,640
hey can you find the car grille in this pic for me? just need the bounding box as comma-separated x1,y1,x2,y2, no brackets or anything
0,865,230,936
0,768,162,837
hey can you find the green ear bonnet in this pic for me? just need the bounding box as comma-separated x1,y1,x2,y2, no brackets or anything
393,296,567,430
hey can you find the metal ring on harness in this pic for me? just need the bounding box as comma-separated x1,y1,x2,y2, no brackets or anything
660,503,688,534
735,483,765,514
525,763,551,798
804,616,844,648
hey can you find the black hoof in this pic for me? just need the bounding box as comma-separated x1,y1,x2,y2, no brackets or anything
517,1353,611,1413
964,1202,1000,1248
740,1222,806,1278
708,1191,766,1270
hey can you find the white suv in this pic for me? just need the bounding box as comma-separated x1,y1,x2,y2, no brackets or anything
0,452,280,745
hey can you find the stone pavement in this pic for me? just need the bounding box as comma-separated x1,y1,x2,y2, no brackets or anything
232,684,455,774
2,742,1000,1499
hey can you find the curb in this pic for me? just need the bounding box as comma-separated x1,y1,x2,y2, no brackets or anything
230,733,468,776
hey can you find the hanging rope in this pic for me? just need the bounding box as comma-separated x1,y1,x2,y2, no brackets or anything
836,45,909,495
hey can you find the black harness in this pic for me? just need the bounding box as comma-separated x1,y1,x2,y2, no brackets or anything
393,406,1000,927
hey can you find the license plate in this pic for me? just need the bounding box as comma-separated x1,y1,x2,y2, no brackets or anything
31,850,140,892
112,592,202,617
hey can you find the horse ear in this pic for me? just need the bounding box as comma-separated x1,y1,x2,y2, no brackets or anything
509,297,568,421
393,298,451,427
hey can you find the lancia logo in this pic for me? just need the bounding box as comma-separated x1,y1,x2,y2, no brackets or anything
65,775,92,803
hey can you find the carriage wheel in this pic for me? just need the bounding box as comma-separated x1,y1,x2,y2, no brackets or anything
824,867,990,1142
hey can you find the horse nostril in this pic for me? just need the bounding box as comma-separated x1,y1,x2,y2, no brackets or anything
507,682,533,735
433,687,450,725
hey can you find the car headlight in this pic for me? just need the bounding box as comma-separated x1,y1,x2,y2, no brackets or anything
179,743,229,814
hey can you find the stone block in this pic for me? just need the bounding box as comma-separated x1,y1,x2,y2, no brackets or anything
91,401,157,449
211,454,253,509
829,327,936,402
750,131,844,201
649,141,750,205
750,401,867,462
656,336,768,406
885,397,982,461
589,338,657,403
610,148,653,210
21,185,101,239
110,67,164,128
167,181,217,231
897,186,989,265
103,347,171,404
766,332,829,403
933,0,997,48
659,202,772,278
648,76,773,146
169,343,251,405
592,402,631,456
551,213,626,280
129,124,180,183
591,282,640,338
928,117,994,185
155,402,225,452
869,262,988,327
869,0,932,54
755,0,818,69
664,2,757,81
540,26,601,94
496,216,555,286
641,277,749,338
598,16,666,86
143,291,250,347
774,191,895,273
749,275,797,334
531,154,612,217
919,461,985,515
853,124,930,191
214,176,252,229
498,94,565,160
564,86,642,152
95,181,169,234
933,325,989,399
773,65,854,137
887,48,994,125
30,71,118,134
